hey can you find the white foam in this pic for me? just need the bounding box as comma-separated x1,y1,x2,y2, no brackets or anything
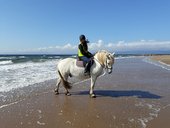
0,99,24,109
0,60,59,92
37,121,45,125
0,60,13,65
139,116,156,128
146,103,153,109
138,118,147,128
115,56,143,60
135,102,145,107
143,57,170,71
128,118,134,122
158,61,170,67
135,101,161,128
149,113,158,117
71,55,77,58
0,56,16,60
162,104,170,109
54,56,61,59
18,56,26,59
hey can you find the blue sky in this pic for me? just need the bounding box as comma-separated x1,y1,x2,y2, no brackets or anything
0,0,170,54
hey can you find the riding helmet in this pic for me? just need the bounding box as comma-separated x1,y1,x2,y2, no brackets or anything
79,35,86,40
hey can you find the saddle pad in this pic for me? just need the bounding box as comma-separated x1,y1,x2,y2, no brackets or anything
76,60,85,67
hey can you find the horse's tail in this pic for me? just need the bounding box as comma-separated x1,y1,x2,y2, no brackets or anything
58,70,72,89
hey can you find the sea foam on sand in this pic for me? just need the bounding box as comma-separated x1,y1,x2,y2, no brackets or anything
143,57,170,71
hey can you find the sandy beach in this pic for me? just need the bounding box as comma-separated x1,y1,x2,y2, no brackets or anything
150,55,170,65
0,57,170,128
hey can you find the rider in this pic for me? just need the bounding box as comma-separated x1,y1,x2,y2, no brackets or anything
78,35,93,75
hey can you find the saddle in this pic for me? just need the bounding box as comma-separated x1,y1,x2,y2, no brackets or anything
76,59,94,68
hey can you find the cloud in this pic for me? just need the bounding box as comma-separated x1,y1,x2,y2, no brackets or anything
21,43,78,54
18,40,170,54
112,40,170,52
88,39,103,50
89,40,170,53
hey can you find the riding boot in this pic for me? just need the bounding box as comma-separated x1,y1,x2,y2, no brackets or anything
84,61,91,76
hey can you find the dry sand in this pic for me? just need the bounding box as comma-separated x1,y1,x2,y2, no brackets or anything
0,57,170,128
150,55,170,65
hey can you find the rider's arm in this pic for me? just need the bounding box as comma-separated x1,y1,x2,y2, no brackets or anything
87,51,93,57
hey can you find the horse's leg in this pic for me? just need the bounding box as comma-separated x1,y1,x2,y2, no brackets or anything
63,75,71,96
90,76,97,98
54,78,61,95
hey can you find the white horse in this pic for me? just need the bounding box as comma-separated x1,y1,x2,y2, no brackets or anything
55,50,115,98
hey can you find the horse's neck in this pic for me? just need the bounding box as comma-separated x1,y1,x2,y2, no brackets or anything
94,52,107,66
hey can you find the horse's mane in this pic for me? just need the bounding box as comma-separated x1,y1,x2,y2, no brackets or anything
94,50,114,66
95,50,109,54
95,50,109,66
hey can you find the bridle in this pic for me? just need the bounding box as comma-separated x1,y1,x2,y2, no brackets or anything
94,55,113,71
105,57,113,71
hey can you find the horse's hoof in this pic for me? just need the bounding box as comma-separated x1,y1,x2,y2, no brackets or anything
65,93,71,96
55,92,59,95
90,94,96,98
54,89,59,95
54,88,58,92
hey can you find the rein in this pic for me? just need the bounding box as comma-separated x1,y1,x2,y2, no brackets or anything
93,51,113,70
94,57,112,71
93,51,106,68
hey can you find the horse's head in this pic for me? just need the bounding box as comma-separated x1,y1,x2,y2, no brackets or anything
105,52,115,74
95,50,115,74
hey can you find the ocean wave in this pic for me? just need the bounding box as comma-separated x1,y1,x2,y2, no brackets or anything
0,56,16,60
0,60,60,92
115,56,143,60
158,61,170,67
48,56,61,59
18,56,26,59
0,57,9,60
0,60,13,65
71,55,77,58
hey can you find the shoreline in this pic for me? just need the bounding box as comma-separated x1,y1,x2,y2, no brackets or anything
149,55,170,65
0,57,170,128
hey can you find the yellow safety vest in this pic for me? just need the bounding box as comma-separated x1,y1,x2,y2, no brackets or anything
78,48,84,57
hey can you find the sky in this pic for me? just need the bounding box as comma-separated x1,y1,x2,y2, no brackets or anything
0,0,170,54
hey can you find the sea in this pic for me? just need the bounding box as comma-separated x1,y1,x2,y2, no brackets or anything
0,54,169,93
0,54,75,92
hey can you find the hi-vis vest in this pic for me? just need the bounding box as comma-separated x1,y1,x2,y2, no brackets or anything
78,48,84,57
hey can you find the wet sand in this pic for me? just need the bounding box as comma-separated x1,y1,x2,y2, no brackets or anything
150,55,170,65
0,57,170,128
147,105,170,128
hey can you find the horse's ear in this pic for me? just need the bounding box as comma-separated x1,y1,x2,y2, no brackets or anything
112,52,115,56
